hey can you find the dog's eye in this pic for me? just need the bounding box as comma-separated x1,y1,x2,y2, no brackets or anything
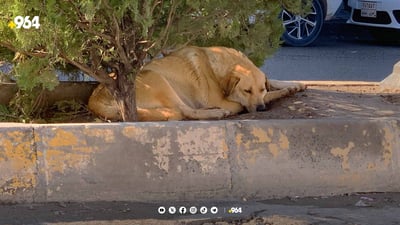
260,88,266,93
244,89,252,94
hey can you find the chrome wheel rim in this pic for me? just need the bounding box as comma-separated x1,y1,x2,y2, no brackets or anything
282,5,318,40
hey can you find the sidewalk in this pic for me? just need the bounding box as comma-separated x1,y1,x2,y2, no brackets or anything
230,81,400,120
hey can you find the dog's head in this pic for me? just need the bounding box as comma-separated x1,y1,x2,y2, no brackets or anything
224,64,268,113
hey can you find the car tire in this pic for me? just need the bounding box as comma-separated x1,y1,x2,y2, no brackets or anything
281,0,325,46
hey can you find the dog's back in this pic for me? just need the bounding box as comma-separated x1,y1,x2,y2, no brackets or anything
89,46,278,121
137,47,214,109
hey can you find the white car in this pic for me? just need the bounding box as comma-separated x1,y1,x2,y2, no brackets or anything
282,0,343,46
347,0,400,29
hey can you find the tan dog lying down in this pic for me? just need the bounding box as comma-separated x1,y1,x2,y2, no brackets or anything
88,46,305,121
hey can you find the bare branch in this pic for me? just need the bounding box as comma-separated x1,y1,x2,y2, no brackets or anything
101,0,133,73
78,23,115,43
159,0,178,50
67,0,85,19
112,16,132,72
1,40,113,85
0,41,48,58
151,0,163,15
59,52,112,85
67,0,115,45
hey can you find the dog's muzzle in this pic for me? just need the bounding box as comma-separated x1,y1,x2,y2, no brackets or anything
256,104,266,112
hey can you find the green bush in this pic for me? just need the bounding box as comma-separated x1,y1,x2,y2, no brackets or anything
0,0,309,121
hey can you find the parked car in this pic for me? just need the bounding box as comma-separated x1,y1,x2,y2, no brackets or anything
347,0,400,29
347,0,400,42
282,0,343,46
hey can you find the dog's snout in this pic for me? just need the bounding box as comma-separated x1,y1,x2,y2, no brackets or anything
256,104,266,112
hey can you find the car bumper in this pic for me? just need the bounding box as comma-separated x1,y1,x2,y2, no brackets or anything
347,0,400,29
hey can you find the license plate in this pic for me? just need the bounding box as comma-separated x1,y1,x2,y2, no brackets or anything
361,1,377,18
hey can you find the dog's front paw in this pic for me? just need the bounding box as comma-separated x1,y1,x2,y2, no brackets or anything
209,108,231,119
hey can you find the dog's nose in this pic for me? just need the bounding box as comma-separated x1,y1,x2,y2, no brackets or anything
256,104,266,112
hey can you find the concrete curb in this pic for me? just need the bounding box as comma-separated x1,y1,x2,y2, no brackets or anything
0,118,399,203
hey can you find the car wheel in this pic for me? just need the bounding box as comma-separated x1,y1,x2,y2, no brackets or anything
281,0,324,46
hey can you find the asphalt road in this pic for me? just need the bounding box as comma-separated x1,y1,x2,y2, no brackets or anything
1,193,400,224
261,20,400,81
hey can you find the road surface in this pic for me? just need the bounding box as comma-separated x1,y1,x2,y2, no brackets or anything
262,20,400,81
1,193,400,224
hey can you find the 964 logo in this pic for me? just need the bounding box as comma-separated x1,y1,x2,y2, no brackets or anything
8,16,40,29
227,207,242,214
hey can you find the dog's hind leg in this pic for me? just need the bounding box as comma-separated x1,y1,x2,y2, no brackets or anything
179,106,231,120
137,74,230,121
137,108,184,121
137,105,230,121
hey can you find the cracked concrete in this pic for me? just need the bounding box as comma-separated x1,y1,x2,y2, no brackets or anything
0,118,399,203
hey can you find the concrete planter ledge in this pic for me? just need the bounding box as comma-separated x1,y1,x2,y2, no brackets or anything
0,118,399,203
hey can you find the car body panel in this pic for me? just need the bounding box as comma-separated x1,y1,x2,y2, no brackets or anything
325,0,343,20
347,0,400,29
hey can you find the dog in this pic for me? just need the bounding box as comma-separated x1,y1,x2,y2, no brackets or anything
88,46,305,121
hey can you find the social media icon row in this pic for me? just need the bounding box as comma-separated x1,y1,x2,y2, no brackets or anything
158,206,218,215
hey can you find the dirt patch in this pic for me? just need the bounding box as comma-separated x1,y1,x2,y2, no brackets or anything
228,84,400,121
382,95,400,105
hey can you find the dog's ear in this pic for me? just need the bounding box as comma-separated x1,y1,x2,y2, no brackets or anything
224,75,240,96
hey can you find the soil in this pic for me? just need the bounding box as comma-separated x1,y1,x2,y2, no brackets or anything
38,84,400,123
227,84,400,121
